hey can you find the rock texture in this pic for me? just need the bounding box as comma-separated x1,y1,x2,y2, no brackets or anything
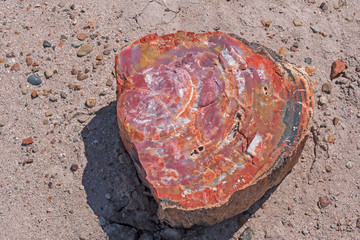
115,31,314,227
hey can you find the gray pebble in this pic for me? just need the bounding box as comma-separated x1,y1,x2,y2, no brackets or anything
239,227,252,240
304,57,312,64
310,25,320,33
0,121,5,127
43,40,52,48
346,161,353,169
60,92,67,99
60,35,68,41
27,75,42,85
49,96,58,102
71,42,83,48
98,216,107,227
103,49,111,55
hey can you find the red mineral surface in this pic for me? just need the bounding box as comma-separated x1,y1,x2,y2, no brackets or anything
115,31,314,227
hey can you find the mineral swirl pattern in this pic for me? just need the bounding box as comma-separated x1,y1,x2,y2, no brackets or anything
115,31,314,227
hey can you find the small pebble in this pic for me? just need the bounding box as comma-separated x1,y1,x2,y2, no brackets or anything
44,69,53,79
31,90,39,98
330,60,346,80
325,165,332,172
0,121,5,127
77,32,89,41
77,71,88,81
321,82,332,94
70,164,79,172
71,68,78,75
305,67,315,76
79,185,84,190
73,126,82,132
327,135,336,143
43,40,52,48
60,35,67,41
86,97,96,108
318,96,327,105
304,57,312,64
22,137,34,145
346,161,353,169
293,19,302,26
60,92,67,99
96,54,103,61
239,226,252,240
105,79,113,87
105,193,111,200
310,25,320,33
318,196,331,208
319,2,328,11
49,96,58,102
77,45,93,57
103,49,111,55
71,42,83,48
27,75,42,86
333,117,339,125
26,57,33,66
356,218,360,229
10,63,20,71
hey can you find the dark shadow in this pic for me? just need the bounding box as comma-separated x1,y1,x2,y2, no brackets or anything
82,102,278,240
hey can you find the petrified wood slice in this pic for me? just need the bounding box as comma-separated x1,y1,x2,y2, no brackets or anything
115,31,314,228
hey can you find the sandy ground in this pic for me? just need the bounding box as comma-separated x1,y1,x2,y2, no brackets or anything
0,0,359,239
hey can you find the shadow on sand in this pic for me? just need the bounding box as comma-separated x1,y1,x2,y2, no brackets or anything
82,102,277,240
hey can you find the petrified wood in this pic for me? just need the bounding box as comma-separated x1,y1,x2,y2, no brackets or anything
115,31,314,227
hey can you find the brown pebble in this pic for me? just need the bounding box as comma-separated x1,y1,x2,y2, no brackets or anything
330,60,346,79
45,112,53,117
96,54,103,61
11,63,20,71
22,137,34,145
325,165,332,172
278,47,286,57
32,61,39,67
289,46,297,52
77,71,88,81
0,58,5,64
356,218,360,229
333,117,339,125
293,19,302,26
43,120,49,125
77,32,89,41
261,20,271,27
24,159,34,164
86,97,96,108
70,163,79,172
321,82,332,94
31,90,39,98
105,79,113,87
68,84,81,91
26,57,33,66
71,68,78,75
327,135,336,143
318,196,331,208
295,182,299,188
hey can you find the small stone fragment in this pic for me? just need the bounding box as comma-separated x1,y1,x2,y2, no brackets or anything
27,75,42,85
330,60,346,80
71,42,83,48
26,57,32,66
356,218,360,229
103,49,111,55
278,47,286,57
305,67,315,76
77,71,88,81
96,54,103,61
22,137,34,145
346,161,353,169
310,25,320,33
239,227,253,240
77,45,93,57
43,40,52,48
77,32,89,41
327,135,336,143
321,82,332,94
86,97,96,108
31,90,39,98
319,96,327,105
60,92,67,99
319,2,328,11
44,69,53,79
293,19,302,26
318,196,331,208
105,79,113,87
49,96,58,102
333,117,339,125
71,68,78,75
304,57,312,64
325,165,332,173
24,159,34,164
10,63,20,71
261,20,271,27
0,121,5,127
70,164,79,172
